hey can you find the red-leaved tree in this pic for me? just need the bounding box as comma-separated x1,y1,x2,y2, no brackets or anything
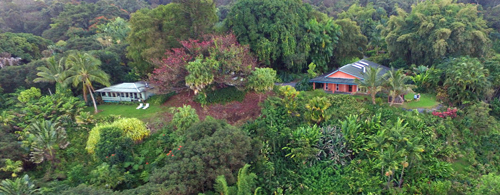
149,33,258,93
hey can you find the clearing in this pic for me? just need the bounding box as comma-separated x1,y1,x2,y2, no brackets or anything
402,93,440,109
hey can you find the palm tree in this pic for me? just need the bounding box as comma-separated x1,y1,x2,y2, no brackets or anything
63,52,110,114
34,56,69,94
0,175,38,195
386,69,414,106
28,120,69,168
355,66,385,104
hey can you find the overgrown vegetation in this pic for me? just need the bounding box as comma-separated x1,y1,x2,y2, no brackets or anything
1,0,500,194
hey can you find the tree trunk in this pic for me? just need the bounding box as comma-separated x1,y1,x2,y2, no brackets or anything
389,94,396,106
371,91,376,105
88,85,99,114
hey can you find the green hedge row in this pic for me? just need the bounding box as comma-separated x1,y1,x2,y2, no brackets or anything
195,87,246,106
147,92,176,105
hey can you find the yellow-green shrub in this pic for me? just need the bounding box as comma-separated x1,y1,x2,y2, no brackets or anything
86,118,149,154
112,118,149,142
86,123,113,154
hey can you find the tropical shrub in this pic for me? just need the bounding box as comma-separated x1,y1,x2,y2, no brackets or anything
86,118,149,154
0,174,38,195
95,126,133,164
147,92,176,106
170,105,199,133
112,118,149,143
150,118,255,194
205,86,246,105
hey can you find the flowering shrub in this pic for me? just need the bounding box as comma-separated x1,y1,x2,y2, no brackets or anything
432,108,457,118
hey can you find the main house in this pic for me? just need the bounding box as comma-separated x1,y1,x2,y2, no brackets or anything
95,81,155,102
309,59,390,94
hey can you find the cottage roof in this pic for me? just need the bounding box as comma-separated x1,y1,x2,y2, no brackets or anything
310,59,390,83
95,81,152,93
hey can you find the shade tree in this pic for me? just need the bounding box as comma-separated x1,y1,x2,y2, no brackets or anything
127,1,217,76
149,33,258,94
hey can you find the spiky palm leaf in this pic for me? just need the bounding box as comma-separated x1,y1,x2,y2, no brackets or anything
0,174,38,195
63,52,110,113
28,120,68,164
355,67,385,104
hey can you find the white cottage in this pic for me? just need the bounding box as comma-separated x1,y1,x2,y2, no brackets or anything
95,81,154,102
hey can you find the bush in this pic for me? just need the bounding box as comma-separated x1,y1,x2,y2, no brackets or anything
95,126,133,164
147,92,176,105
113,118,150,142
295,77,313,91
277,72,300,83
196,87,246,105
86,118,149,154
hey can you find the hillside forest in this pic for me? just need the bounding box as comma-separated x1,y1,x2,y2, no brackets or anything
1,0,500,194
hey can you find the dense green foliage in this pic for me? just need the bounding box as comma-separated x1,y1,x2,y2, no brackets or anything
1,0,500,194
383,1,492,66
0,33,52,63
127,1,217,76
150,118,256,194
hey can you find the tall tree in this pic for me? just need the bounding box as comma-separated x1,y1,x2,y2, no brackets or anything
226,0,312,72
127,1,216,76
382,0,492,66
34,56,69,94
355,66,385,104
333,18,368,65
42,2,129,41
385,68,413,106
63,52,110,114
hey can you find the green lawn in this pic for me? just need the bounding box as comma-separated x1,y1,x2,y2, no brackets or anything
402,93,440,109
84,104,167,120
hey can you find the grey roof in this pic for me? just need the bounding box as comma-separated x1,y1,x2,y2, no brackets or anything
95,81,152,93
310,59,390,84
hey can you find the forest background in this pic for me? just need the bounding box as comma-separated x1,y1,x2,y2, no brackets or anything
1,0,500,194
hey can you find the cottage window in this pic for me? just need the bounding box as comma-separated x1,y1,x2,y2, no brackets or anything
325,84,329,90
336,84,339,91
348,85,353,92
112,93,116,97
134,93,137,99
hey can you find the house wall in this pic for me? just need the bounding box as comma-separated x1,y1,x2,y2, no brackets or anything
329,84,357,93
99,91,152,102
328,71,358,79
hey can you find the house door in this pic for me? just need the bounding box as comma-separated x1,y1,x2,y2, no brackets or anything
348,85,353,92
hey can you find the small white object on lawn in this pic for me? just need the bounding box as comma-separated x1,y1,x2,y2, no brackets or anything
143,103,150,109
136,103,143,109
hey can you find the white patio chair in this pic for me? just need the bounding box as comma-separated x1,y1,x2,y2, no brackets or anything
136,103,143,109
143,103,150,109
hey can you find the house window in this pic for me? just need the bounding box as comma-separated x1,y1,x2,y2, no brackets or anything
126,93,129,98
336,84,339,91
134,93,137,99
325,84,329,90
348,85,353,92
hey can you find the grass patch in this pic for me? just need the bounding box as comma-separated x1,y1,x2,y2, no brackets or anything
402,93,440,109
84,104,166,120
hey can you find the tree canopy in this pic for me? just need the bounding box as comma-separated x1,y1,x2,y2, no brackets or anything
383,0,492,66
